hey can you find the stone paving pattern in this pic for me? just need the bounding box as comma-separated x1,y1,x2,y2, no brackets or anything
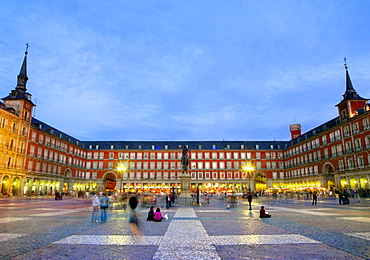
0,195,369,259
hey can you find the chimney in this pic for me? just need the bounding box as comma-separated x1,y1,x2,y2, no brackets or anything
290,124,301,140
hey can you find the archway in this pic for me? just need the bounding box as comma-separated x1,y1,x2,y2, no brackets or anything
322,162,335,189
103,172,117,192
63,169,72,193
12,177,21,196
1,175,10,194
322,163,334,174
254,172,267,191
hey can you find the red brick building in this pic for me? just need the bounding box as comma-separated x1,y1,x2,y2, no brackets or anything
1,51,369,196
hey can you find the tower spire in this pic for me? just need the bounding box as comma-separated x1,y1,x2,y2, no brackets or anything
342,58,361,100
16,43,29,92
336,57,369,121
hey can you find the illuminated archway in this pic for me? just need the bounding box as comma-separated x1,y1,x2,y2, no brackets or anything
103,172,117,192
254,172,267,191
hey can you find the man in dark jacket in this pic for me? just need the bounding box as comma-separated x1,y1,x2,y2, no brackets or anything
247,193,253,210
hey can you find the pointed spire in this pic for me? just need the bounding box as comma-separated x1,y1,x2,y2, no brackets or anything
16,43,29,92
342,57,365,101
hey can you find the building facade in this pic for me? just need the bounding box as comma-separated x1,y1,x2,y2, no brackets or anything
0,51,369,196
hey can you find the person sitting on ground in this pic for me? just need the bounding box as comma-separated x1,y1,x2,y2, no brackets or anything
147,206,155,221
154,208,163,222
259,206,271,218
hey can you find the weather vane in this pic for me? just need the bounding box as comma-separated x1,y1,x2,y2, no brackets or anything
344,57,348,69
25,43,29,54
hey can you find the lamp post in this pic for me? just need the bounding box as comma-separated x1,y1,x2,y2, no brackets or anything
117,162,129,193
242,162,255,194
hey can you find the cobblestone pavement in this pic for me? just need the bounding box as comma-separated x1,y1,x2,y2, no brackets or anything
0,195,369,259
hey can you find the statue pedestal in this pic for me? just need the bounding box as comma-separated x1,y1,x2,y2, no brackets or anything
178,173,193,205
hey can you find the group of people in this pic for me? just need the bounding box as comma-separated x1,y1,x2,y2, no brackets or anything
91,192,109,222
146,206,167,222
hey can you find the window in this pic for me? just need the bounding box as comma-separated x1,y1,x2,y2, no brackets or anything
353,122,359,134
212,162,217,169
31,132,37,141
30,145,35,156
345,141,352,153
344,126,350,137
355,138,362,151
110,145,115,149
358,156,364,168
347,158,353,169
322,135,327,145
335,130,341,140
338,160,344,170
366,135,370,148
39,134,44,144
256,162,261,169
363,118,370,130
205,162,210,169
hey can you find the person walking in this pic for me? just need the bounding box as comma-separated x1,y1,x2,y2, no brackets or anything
247,193,253,210
312,191,318,205
100,192,109,222
91,192,100,222
129,194,141,235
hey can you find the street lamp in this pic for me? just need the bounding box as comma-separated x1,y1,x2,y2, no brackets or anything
117,161,129,193
242,162,255,193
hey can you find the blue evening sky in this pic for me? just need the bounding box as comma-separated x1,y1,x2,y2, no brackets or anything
1,1,370,141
